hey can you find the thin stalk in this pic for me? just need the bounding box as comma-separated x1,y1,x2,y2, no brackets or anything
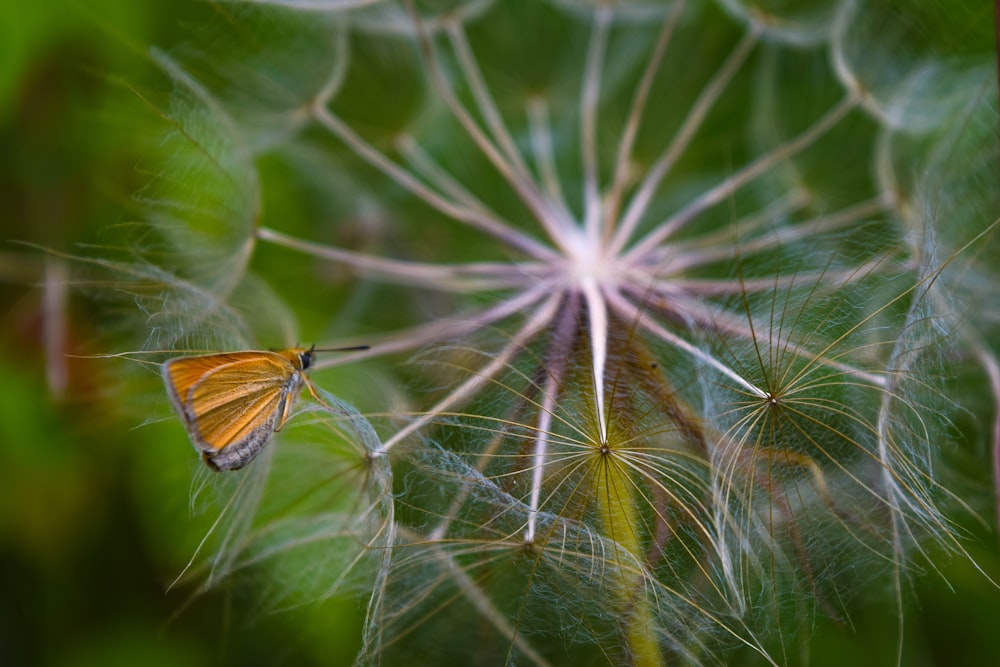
404,1,578,250
604,0,685,240
257,226,544,291
379,291,563,453
581,5,612,241
583,278,611,444
396,134,499,217
311,104,557,259
593,451,663,667
624,94,859,261
446,22,533,181
309,285,551,371
974,343,1000,535
605,287,768,398
610,24,762,256
649,196,885,272
527,97,570,214
526,293,580,543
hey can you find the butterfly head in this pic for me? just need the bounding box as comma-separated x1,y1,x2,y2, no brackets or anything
299,345,315,371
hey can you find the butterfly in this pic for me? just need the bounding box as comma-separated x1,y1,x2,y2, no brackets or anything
162,344,366,471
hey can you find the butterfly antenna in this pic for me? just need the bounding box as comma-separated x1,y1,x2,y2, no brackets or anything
313,344,370,353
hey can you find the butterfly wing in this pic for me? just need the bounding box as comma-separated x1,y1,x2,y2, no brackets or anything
162,352,302,471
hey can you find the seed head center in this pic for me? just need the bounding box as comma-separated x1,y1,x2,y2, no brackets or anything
563,230,620,289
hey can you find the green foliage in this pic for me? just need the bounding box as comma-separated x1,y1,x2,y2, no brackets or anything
3,0,1000,665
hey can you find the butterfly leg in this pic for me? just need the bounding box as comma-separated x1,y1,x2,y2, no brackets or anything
302,378,335,412
274,393,293,432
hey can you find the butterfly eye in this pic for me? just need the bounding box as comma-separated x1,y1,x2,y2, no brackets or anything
300,349,313,370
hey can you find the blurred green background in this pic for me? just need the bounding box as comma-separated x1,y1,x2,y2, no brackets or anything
1,1,999,665
0,1,364,665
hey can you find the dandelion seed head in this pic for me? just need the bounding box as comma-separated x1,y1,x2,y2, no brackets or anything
97,0,999,663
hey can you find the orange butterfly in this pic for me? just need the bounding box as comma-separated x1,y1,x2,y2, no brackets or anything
162,345,366,471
